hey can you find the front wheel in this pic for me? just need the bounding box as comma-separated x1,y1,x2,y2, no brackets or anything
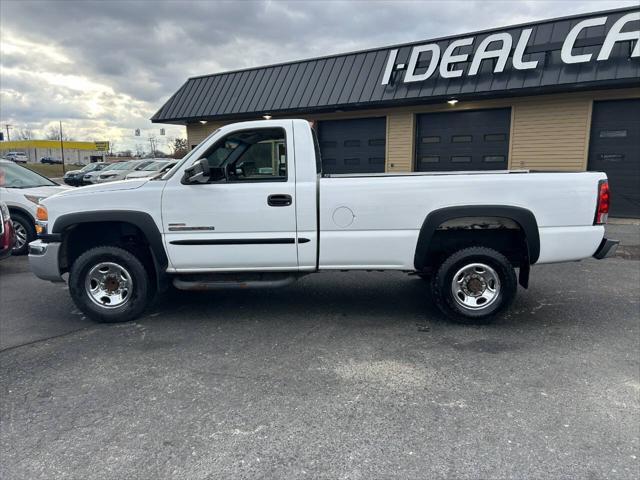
11,213,35,255
69,246,154,323
431,246,517,324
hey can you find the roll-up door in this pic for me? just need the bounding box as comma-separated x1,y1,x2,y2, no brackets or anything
317,117,386,174
416,108,511,172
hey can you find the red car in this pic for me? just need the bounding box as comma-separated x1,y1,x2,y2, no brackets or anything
0,202,16,260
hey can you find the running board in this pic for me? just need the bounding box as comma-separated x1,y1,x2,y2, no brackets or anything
172,272,303,291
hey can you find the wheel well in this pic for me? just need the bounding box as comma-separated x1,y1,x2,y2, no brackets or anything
61,222,156,282
421,216,529,271
7,206,33,222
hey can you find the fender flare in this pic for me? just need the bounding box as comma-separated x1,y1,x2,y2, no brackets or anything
52,210,168,288
413,205,540,270
7,205,35,222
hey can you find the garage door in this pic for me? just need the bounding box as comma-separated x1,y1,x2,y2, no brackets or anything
317,117,386,174
416,109,511,172
588,100,640,218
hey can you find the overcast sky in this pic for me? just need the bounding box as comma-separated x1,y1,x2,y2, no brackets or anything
0,0,636,152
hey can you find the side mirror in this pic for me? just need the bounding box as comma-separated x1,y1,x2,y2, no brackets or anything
181,158,221,184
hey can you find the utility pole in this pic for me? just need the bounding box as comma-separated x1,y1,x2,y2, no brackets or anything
59,121,66,174
4,124,12,142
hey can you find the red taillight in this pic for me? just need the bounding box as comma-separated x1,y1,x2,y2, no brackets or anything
595,180,610,225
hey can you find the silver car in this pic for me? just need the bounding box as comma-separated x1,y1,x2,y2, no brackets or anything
95,160,155,183
125,160,177,179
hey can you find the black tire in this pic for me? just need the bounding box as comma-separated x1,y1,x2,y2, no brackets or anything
431,246,517,324
11,212,35,255
69,246,154,323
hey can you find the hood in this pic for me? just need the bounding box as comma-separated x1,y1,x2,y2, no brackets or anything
126,170,156,179
51,178,149,198
64,169,82,176
19,185,70,198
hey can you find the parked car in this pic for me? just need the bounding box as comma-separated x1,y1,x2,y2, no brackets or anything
95,159,155,183
83,163,116,184
28,120,618,324
6,152,28,164
40,156,63,164
125,160,177,179
63,162,107,186
0,202,15,261
0,159,68,254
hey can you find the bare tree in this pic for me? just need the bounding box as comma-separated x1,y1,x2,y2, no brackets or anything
170,138,189,159
44,126,72,141
15,128,34,140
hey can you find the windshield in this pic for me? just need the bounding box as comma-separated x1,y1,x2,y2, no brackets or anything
81,163,103,173
111,162,133,171
142,161,168,171
0,162,57,188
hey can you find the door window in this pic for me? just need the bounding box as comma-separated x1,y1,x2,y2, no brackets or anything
200,127,287,182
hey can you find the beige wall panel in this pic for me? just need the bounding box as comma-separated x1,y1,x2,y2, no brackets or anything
510,97,592,171
385,112,414,172
186,122,225,149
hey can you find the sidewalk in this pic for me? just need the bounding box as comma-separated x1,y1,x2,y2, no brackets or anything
606,218,640,260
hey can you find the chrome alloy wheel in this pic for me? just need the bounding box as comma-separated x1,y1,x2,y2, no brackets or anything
451,262,500,311
12,220,27,251
85,262,133,309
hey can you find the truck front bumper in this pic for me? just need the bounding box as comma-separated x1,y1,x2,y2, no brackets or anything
593,237,619,260
28,240,64,282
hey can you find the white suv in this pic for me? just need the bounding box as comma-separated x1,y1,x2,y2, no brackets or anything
6,152,28,164
0,159,68,254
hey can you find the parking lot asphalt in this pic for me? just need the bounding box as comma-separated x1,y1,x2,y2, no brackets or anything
1,255,639,480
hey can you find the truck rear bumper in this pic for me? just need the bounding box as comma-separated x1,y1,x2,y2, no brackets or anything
593,238,619,259
28,240,64,282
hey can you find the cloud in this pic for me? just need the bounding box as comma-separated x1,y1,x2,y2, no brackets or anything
0,0,636,151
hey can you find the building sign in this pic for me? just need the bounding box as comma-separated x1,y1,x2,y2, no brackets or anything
381,11,639,85
94,141,110,151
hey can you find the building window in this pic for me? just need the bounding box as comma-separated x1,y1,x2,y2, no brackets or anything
599,130,627,138
483,155,505,163
599,153,624,161
420,156,440,163
421,136,440,144
451,135,472,143
484,133,506,142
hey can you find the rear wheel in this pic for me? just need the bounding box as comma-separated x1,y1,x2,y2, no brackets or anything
11,213,35,255
431,246,517,324
69,246,154,323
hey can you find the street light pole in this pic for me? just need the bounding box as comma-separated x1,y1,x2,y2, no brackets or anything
59,121,66,174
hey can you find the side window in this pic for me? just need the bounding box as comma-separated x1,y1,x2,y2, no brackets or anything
201,127,287,182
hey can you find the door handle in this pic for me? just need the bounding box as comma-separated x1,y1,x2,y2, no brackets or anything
267,194,292,207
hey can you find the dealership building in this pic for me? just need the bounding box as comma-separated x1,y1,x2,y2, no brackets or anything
0,140,109,165
152,7,639,217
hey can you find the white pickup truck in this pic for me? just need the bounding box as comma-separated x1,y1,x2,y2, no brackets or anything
29,119,618,324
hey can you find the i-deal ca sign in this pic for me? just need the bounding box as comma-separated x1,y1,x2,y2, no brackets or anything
381,11,639,85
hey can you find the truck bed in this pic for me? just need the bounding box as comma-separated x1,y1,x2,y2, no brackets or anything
316,171,606,269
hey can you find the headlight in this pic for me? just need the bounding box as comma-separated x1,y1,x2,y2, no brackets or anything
35,205,48,235
24,194,46,205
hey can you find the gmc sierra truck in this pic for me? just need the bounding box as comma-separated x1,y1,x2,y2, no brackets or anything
28,119,618,324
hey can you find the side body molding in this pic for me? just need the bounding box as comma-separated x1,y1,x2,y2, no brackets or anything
413,205,541,270
52,210,168,283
